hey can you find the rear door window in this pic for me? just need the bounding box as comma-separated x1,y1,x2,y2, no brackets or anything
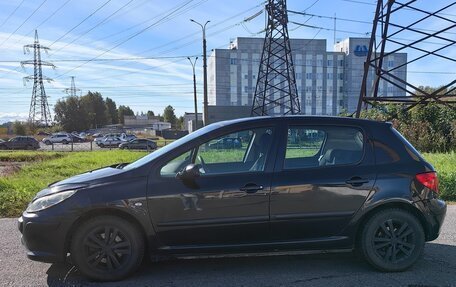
284,126,364,169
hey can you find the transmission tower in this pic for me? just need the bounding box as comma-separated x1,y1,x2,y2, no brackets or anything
64,76,81,97
251,0,301,116
21,30,55,126
356,0,456,118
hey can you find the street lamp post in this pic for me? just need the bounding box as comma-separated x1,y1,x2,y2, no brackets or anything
187,56,199,131
190,19,210,126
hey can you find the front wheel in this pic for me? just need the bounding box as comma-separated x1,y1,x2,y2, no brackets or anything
71,216,145,281
360,208,425,272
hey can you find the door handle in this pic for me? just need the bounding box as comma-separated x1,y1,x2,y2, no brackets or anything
345,177,369,186
240,183,264,193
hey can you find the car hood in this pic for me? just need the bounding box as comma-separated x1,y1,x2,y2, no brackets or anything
51,165,126,187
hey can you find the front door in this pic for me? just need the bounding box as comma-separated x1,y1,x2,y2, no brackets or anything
147,125,277,249
270,123,376,242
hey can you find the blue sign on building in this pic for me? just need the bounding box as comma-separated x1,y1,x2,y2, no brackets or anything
354,45,368,57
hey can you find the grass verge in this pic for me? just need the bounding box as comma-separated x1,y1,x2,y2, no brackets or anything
423,152,456,201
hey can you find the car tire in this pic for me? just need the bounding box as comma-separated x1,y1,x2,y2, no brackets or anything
99,143,105,148
70,215,145,281
62,140,68,144
45,140,51,145
360,208,425,272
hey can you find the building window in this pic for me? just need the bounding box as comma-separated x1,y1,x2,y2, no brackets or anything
339,86,344,93
338,73,344,80
317,86,323,92
230,58,237,65
339,59,344,66
327,73,333,80
316,73,323,80
317,59,324,67
306,73,312,80
327,59,333,67
387,86,394,93
295,59,303,65
296,72,302,79
306,86,312,92
388,60,394,67
327,86,333,92
306,59,313,66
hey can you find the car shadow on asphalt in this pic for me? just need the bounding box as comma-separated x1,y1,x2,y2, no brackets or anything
45,243,456,287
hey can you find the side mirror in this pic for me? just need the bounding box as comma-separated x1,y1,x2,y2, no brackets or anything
176,164,201,183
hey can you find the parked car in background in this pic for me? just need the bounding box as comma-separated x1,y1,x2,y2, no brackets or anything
94,133,136,145
208,137,242,149
42,133,72,145
70,134,86,143
18,116,447,281
96,136,123,148
36,131,50,136
119,139,157,150
0,136,39,150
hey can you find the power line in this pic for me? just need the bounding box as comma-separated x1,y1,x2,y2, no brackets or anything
49,0,135,56
0,0,27,29
53,0,199,79
49,0,112,47
0,0,48,48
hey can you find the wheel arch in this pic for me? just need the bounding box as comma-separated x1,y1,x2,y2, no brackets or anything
64,208,148,255
354,200,430,248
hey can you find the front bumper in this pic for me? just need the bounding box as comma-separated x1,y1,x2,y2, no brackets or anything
18,212,69,263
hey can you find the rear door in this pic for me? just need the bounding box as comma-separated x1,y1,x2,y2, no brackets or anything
270,122,376,241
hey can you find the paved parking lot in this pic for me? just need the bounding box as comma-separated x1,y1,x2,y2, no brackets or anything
0,206,454,287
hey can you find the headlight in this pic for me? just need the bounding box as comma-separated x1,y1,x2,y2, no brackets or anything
26,190,76,213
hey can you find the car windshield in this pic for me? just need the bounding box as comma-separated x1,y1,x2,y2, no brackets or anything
123,122,224,170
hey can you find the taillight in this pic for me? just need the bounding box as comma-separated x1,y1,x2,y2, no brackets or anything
415,172,439,193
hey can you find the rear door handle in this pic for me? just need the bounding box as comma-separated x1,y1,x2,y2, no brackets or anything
240,184,264,193
345,177,369,186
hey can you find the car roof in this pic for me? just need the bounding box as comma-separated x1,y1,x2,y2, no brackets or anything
211,115,390,129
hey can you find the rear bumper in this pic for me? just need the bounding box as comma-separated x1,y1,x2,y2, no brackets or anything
422,198,447,241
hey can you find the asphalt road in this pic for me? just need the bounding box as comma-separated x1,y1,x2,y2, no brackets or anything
1,206,455,287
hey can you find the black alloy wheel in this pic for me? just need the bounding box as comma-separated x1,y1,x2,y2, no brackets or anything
71,216,144,281
360,209,424,272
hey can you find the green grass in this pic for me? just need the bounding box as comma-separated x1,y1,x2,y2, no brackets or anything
0,150,454,217
0,150,147,217
0,151,65,162
423,152,456,201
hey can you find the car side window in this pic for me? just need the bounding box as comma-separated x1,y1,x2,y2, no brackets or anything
284,126,364,169
195,127,274,175
160,150,193,177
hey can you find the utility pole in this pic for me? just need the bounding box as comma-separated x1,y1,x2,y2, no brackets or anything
64,76,81,97
21,30,55,126
188,57,199,130
251,0,301,116
190,19,210,126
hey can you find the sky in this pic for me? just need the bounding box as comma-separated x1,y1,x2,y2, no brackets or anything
0,0,454,123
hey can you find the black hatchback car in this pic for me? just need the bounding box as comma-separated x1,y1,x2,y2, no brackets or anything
18,116,447,281
0,136,40,150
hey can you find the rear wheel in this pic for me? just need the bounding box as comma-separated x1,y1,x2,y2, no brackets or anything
62,140,68,144
360,208,424,272
45,140,51,145
71,215,145,281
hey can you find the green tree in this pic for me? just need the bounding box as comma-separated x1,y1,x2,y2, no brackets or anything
147,110,155,118
105,97,118,124
163,105,177,128
80,91,108,129
54,96,89,131
12,121,26,135
118,105,134,124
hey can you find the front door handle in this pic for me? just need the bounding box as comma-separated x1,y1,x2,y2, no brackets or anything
345,177,369,186
240,183,264,193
